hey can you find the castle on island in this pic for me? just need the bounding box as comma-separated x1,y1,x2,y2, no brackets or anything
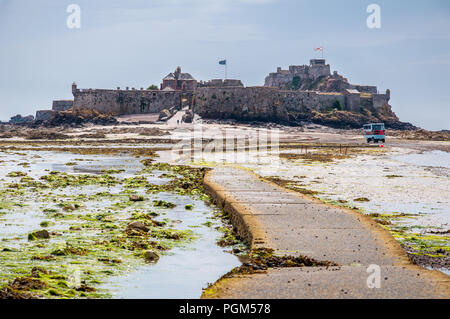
36,59,391,123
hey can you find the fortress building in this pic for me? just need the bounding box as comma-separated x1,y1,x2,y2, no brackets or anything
265,59,381,94
196,59,391,122
70,67,196,115
38,58,392,124
265,59,331,89
161,66,197,91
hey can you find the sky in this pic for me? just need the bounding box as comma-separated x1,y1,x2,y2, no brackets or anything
0,0,449,130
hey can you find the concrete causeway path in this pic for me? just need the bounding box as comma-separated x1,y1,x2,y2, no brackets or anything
203,166,450,299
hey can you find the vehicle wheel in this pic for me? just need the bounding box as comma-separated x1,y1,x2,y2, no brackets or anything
367,139,371,143
382,139,385,143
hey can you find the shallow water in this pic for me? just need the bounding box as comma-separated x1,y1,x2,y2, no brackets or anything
0,149,240,298
101,197,241,298
393,150,450,169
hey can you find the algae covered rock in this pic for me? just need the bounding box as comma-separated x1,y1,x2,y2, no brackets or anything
153,200,176,208
0,287,38,299
142,250,160,263
28,230,50,241
129,195,145,202
127,221,150,233
9,277,47,290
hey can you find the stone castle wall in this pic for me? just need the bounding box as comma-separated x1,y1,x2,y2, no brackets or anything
353,85,377,94
35,110,54,121
195,86,288,122
195,86,389,123
69,84,389,123
52,100,73,111
198,79,244,87
280,91,346,112
72,86,185,115
265,61,331,89
372,92,390,108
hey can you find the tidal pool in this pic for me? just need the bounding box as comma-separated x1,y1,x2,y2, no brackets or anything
0,148,241,298
100,197,241,298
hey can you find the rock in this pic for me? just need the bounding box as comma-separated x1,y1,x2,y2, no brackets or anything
9,277,47,290
28,230,50,241
30,267,49,278
75,284,96,292
129,195,145,202
9,114,34,124
25,130,70,140
182,111,194,123
42,108,118,127
127,221,149,233
142,250,160,262
158,109,172,121
0,287,38,299
62,204,76,211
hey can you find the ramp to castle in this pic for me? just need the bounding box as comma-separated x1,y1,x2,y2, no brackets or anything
203,166,449,299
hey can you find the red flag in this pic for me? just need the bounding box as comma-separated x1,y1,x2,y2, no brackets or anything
314,47,323,51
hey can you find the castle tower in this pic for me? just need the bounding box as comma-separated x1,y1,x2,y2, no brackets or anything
310,59,326,66
72,82,78,95
309,59,331,80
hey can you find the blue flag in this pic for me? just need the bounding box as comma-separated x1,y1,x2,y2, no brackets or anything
219,60,226,65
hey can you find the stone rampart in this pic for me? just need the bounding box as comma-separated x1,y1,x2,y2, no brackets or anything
35,110,54,121
280,91,346,112
72,86,184,115
52,100,73,111
195,86,288,122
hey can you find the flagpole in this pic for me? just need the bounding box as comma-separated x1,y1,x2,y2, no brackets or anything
219,59,227,80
